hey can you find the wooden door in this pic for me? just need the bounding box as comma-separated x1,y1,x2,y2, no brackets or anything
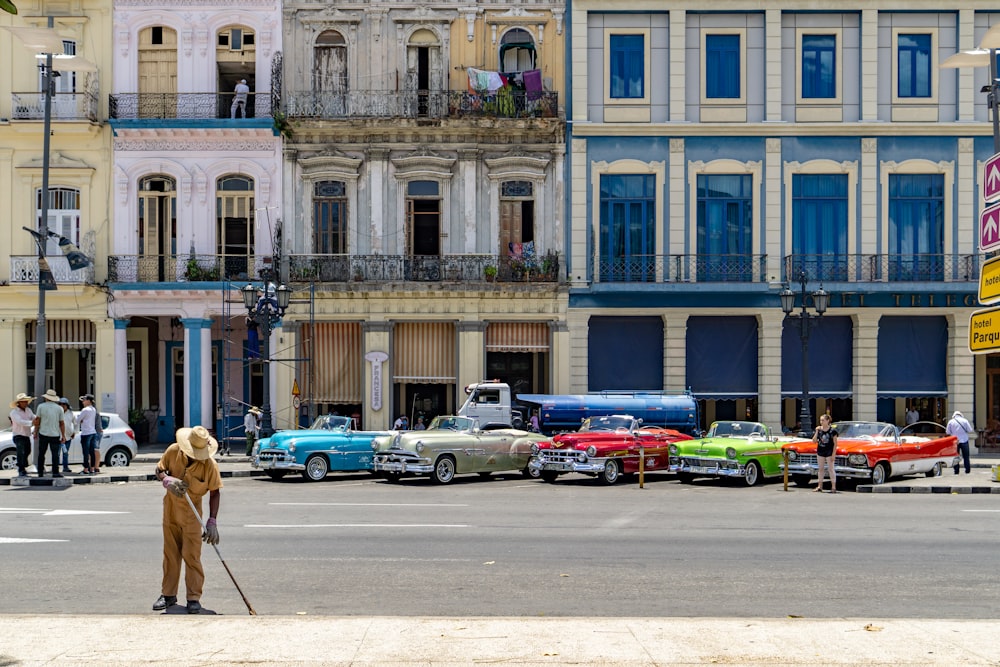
138,27,177,118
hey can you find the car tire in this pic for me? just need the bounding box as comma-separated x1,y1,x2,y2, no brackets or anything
1,448,17,471
432,456,456,484
925,462,943,478
792,474,813,487
871,462,890,486
743,460,761,487
540,470,559,483
301,454,329,482
522,465,540,479
676,472,695,484
512,417,525,430
383,472,402,483
104,446,132,467
265,471,287,481
599,459,621,485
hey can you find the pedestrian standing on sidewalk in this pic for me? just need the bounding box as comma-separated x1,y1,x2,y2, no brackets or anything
947,410,974,475
76,394,99,474
9,392,35,477
33,389,66,478
244,406,261,456
813,413,839,493
58,397,76,473
153,425,224,614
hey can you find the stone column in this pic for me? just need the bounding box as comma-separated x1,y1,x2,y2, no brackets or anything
860,10,878,121
669,9,686,122
457,320,487,395
853,312,880,421
362,322,392,430
948,313,975,430
111,319,129,420
273,320,296,431
765,9,781,122
757,311,784,430
181,318,212,427
550,321,571,393
664,314,687,392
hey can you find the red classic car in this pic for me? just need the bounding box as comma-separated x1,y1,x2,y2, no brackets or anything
527,414,693,485
781,420,959,486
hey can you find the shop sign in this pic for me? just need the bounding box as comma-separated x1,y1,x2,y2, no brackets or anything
969,306,1000,354
980,255,1000,306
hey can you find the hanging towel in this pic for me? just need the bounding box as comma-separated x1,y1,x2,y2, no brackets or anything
486,71,506,93
523,69,543,100
467,67,491,93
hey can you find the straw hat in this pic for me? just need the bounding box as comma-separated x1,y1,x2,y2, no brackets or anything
176,425,218,461
42,389,61,402
248,406,262,416
9,392,33,409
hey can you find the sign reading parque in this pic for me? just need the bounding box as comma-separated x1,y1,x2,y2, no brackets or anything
969,306,1000,354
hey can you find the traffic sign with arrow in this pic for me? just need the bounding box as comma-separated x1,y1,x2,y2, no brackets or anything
986,152,1000,202
981,201,1000,253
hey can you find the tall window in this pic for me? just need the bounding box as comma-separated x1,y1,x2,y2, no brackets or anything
801,34,835,99
500,180,535,260
898,33,931,98
599,174,655,282
888,174,944,280
609,34,644,99
696,175,752,281
405,180,440,256
138,175,177,281
313,181,347,254
705,34,740,99
500,28,536,73
216,175,255,279
36,187,80,255
792,174,847,281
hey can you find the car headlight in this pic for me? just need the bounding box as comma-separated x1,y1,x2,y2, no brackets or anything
288,444,296,454
392,433,401,448
415,442,425,453
669,444,678,455
577,451,587,462
725,447,737,459
530,443,540,455
585,445,597,457
371,441,380,451
848,454,867,465
786,450,798,461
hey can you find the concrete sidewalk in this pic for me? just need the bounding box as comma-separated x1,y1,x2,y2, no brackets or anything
0,615,999,666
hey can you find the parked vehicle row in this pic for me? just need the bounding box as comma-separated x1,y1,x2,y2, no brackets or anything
251,414,960,490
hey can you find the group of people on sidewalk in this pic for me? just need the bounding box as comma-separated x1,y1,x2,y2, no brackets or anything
8,389,102,478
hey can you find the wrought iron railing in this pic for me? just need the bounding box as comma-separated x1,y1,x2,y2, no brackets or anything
108,92,272,120
107,254,273,283
283,89,559,120
11,92,99,121
597,255,769,283
10,255,94,284
783,254,982,283
287,253,560,284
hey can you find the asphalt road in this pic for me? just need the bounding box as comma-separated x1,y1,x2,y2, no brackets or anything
2,472,999,619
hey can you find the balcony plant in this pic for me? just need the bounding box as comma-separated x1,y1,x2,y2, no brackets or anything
185,257,220,281
484,265,498,282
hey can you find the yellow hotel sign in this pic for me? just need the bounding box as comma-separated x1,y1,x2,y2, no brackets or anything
979,255,1000,305
970,306,1000,354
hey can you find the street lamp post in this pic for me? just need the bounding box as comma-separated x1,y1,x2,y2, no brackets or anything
241,280,291,438
780,270,830,436
942,24,1000,152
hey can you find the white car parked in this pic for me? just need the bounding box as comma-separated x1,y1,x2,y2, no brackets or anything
0,412,138,470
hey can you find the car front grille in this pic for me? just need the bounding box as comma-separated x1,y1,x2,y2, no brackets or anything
539,450,582,464
793,454,850,467
679,457,737,469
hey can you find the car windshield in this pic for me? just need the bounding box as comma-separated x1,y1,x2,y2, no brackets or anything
833,421,896,439
580,415,635,432
428,416,475,431
309,415,353,432
708,421,767,438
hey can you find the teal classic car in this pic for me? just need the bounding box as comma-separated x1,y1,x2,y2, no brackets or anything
372,415,551,484
252,414,390,482
668,420,789,486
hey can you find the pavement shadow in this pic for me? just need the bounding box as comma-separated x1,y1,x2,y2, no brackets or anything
161,604,218,615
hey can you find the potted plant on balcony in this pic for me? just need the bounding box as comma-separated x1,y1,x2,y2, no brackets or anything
484,265,498,282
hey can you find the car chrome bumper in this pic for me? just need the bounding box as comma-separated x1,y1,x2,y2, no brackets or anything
253,454,305,471
528,456,608,475
782,462,872,479
671,461,745,477
373,456,433,475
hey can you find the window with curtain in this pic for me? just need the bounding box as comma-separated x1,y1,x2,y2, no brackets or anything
801,34,836,99
888,173,944,280
35,187,80,255
599,174,655,282
609,34,644,99
313,180,347,254
696,174,752,281
898,33,931,98
792,174,847,281
705,34,740,99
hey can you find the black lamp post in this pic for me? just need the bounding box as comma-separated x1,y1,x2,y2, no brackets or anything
241,280,290,437
780,270,830,436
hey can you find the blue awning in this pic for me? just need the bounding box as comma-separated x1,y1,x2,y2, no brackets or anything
686,316,758,399
588,316,663,391
877,316,948,397
781,316,853,398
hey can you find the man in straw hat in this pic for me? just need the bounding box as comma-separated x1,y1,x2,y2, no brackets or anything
9,392,35,477
244,406,261,456
153,425,224,614
33,389,66,478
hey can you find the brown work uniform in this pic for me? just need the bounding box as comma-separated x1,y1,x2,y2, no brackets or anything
157,443,223,602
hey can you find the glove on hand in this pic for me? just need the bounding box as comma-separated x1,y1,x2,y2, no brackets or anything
203,517,220,545
162,475,188,498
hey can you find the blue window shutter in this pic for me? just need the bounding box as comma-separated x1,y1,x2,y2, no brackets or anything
887,174,944,280
610,34,644,99
706,34,740,98
599,174,656,281
802,34,836,99
696,174,752,281
791,174,848,281
898,34,931,98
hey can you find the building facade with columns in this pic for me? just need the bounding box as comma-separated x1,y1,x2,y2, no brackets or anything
567,1,991,437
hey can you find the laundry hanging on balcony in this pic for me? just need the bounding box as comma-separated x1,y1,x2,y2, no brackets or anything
467,67,506,94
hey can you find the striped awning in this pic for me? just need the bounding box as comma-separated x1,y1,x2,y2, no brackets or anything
304,322,362,403
26,320,95,349
486,322,550,353
393,322,456,384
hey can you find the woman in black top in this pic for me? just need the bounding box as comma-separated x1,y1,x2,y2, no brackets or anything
813,413,838,493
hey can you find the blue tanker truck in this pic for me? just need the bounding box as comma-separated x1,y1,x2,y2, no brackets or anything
458,381,700,435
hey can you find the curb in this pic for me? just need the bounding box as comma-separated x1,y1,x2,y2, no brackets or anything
0,469,268,487
858,484,1000,493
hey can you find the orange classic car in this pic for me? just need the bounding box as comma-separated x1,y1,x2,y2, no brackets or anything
781,420,958,486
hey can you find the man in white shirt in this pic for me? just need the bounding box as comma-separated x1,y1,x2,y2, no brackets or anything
947,410,974,475
9,392,35,477
905,406,919,426
231,79,250,118
34,389,66,478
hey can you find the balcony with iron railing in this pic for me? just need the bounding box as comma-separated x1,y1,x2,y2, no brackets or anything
108,92,272,121
105,253,561,285
283,89,559,120
10,91,99,121
10,255,95,285
597,255,770,283
782,254,983,283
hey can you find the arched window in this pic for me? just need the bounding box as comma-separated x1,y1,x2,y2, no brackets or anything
217,175,255,278
500,28,536,73
137,175,177,280
36,187,80,253
313,180,347,254
314,30,347,96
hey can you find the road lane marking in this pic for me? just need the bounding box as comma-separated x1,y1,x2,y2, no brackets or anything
0,508,129,516
960,509,1000,512
245,523,469,529
269,502,469,507
0,537,69,543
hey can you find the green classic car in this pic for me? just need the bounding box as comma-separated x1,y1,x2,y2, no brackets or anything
668,420,790,486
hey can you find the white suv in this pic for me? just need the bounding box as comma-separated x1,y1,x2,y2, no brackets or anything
0,412,138,470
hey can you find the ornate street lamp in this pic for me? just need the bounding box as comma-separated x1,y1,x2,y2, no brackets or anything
781,270,830,436
242,281,291,437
